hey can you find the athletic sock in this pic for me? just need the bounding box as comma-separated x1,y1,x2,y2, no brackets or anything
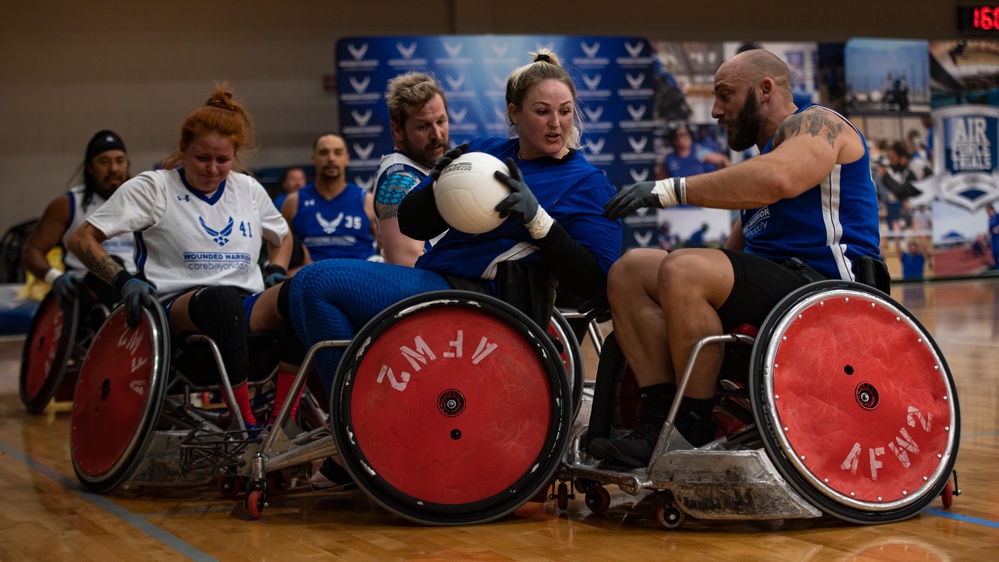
226,382,257,427
268,372,304,425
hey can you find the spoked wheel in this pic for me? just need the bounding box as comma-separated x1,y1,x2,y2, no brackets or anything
749,281,959,524
330,291,572,526
71,304,170,493
19,292,79,414
549,309,584,422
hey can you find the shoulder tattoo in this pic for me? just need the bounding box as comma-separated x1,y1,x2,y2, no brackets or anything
773,108,845,149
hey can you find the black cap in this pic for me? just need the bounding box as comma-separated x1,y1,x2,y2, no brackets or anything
85,130,127,163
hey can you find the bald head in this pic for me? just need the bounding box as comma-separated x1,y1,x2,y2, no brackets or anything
720,49,793,98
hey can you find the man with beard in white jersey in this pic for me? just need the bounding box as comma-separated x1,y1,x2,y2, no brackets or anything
22,130,136,309
373,72,450,266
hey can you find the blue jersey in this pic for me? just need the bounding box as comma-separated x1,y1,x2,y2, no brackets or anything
413,137,621,280
292,183,375,261
900,252,925,280
740,105,881,280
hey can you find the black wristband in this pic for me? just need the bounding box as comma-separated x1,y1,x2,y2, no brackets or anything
111,270,135,292
264,264,288,277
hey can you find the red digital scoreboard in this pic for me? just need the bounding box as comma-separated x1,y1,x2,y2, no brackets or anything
958,5,999,34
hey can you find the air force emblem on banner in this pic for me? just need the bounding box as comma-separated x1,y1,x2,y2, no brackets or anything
913,105,999,212
200,216,234,247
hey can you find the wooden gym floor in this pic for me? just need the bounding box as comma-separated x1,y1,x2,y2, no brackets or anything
1,277,997,561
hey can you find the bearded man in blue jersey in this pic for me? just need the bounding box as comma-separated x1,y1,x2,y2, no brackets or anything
588,48,883,467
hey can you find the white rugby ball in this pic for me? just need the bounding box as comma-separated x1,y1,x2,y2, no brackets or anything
434,152,511,234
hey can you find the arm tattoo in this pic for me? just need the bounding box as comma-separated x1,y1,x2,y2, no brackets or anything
773,108,844,149
379,204,400,220
75,241,123,284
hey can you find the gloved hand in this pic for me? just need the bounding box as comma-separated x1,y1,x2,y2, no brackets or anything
263,264,288,288
50,273,81,310
429,143,470,182
113,272,157,328
494,159,553,239
603,178,686,220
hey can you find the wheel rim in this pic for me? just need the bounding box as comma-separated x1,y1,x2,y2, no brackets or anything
71,306,168,491
751,281,959,523
20,293,78,411
332,291,571,525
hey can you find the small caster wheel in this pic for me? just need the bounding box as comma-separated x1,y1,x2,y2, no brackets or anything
556,482,569,511
657,501,685,529
217,476,242,498
584,486,610,514
246,490,266,519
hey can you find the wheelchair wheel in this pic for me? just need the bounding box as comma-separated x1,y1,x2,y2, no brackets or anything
71,304,170,493
330,291,572,525
749,281,959,524
549,309,585,422
19,292,79,414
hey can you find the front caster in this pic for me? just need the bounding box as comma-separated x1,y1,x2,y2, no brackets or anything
244,480,268,519
584,486,610,514
656,500,685,529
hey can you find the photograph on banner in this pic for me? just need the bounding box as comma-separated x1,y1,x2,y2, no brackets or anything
642,41,819,251
907,40,999,278
844,38,934,279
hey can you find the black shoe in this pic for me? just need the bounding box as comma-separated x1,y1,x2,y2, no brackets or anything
588,437,612,460
601,418,665,468
309,458,358,492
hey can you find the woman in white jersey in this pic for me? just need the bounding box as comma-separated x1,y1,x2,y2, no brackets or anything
70,83,294,431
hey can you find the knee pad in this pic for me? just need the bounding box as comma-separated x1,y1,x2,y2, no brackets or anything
189,286,248,384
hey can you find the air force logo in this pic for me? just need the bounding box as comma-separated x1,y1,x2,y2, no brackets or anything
347,43,368,61
199,216,234,247
912,105,999,212
317,212,344,234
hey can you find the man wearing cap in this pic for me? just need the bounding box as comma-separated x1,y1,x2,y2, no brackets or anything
21,130,136,309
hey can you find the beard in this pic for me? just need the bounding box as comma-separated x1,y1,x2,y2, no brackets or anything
399,136,448,170
726,89,765,152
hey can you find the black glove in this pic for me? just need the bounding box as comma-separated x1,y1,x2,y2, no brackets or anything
429,143,470,181
494,159,539,223
263,264,288,288
578,292,612,324
603,181,662,220
50,273,81,310
113,271,157,328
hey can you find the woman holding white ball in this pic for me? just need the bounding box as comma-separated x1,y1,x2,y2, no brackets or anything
286,48,622,394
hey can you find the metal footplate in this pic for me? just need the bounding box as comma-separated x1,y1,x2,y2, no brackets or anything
648,449,822,520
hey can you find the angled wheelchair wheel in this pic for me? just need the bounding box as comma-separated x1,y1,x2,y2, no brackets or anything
549,309,584,421
19,292,79,414
71,303,170,493
330,291,572,525
749,281,959,524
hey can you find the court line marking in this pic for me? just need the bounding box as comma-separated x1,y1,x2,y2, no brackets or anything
0,438,217,562
923,508,999,529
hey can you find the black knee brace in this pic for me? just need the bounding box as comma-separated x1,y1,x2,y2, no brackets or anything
188,286,248,385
